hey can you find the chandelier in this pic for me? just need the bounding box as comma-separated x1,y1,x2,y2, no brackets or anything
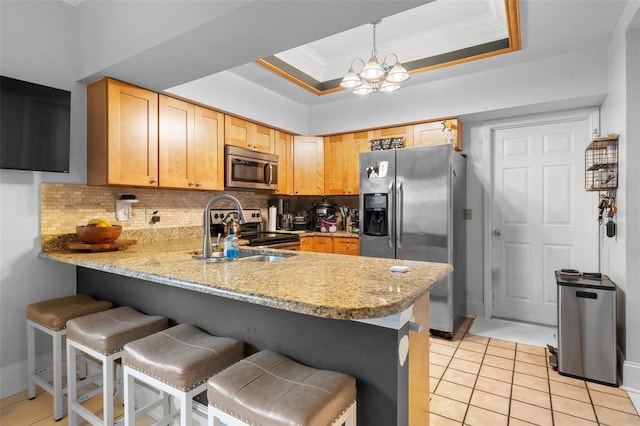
340,19,410,95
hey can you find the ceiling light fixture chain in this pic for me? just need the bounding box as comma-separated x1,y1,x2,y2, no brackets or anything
340,18,410,95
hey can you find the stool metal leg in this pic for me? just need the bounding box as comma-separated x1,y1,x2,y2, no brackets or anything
67,340,78,426
26,321,36,400
52,328,64,421
103,353,115,426
181,394,192,426
123,367,135,426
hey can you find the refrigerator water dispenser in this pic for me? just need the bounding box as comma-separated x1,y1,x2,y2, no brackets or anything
363,193,388,236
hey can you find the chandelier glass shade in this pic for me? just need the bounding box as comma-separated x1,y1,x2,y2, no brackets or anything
340,21,409,95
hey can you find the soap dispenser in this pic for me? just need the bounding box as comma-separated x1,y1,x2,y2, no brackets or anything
223,233,239,259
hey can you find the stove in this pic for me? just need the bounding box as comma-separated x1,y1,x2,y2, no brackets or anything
210,209,300,250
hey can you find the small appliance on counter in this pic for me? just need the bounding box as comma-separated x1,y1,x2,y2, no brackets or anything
293,210,309,231
310,198,337,231
269,198,293,230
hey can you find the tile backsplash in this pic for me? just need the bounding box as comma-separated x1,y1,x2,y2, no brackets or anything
40,183,274,248
39,183,359,251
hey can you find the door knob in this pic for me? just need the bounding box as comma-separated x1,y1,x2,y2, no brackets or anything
494,229,501,237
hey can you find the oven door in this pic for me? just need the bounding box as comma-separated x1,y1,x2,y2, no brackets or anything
225,146,278,190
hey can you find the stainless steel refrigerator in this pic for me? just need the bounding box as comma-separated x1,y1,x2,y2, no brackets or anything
359,144,466,337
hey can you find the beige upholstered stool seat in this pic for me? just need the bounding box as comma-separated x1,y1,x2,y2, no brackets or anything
27,294,113,331
66,306,168,426
207,350,357,426
26,294,113,420
123,323,244,391
66,306,168,355
122,323,244,425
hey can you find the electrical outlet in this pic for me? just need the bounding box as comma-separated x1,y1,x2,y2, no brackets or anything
146,209,160,224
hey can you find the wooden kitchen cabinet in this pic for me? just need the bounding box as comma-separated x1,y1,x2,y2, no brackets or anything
159,95,194,189
369,125,414,148
157,95,225,190
299,236,314,252
332,237,359,256
293,136,324,195
313,236,333,254
412,118,463,151
299,236,359,255
193,105,224,190
324,131,369,195
224,115,274,153
274,131,293,195
87,78,159,187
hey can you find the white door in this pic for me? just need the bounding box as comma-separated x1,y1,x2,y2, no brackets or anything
491,116,597,325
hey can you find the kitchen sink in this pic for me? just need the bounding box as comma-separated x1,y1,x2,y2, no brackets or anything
191,250,292,262
238,254,286,262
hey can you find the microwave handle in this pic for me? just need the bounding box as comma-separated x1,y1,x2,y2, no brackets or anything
265,163,273,186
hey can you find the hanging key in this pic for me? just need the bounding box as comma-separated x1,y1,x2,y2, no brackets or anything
598,198,608,225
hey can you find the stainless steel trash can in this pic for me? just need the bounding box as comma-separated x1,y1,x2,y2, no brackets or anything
555,270,617,386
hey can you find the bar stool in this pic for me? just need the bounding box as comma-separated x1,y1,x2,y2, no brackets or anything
122,323,244,426
207,350,357,426
66,306,168,426
26,294,113,420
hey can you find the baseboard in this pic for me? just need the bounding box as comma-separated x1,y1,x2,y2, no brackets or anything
466,301,484,318
0,359,28,399
622,357,640,394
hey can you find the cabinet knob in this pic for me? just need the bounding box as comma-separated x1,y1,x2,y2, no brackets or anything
150,178,157,184
196,182,202,187
188,182,195,186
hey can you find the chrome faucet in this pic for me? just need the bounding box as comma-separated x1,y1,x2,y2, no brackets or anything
202,194,247,259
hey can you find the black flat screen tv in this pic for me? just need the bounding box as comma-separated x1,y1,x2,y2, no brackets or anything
0,76,71,173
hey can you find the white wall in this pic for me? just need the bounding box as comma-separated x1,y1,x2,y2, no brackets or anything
166,72,309,136
600,1,640,393
307,48,608,135
0,1,83,398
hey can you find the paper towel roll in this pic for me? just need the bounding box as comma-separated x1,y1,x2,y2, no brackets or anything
268,206,277,232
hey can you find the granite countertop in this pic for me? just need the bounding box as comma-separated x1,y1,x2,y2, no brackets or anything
39,239,451,321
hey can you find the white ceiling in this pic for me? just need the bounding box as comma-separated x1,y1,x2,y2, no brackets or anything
175,0,627,108
272,0,508,83
67,1,629,109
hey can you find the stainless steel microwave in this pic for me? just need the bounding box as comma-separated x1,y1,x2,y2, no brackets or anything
225,145,278,190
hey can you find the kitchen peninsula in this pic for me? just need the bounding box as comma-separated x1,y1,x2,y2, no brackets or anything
40,240,452,425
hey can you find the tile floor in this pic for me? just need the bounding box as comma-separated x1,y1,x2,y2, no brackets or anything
430,317,640,425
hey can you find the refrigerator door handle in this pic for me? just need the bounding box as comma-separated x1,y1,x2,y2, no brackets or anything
388,181,394,249
397,180,403,248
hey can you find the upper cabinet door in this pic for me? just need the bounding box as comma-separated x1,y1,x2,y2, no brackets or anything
324,134,349,195
87,78,159,186
252,123,275,153
159,95,194,189
369,125,414,148
293,136,324,195
194,106,224,190
324,131,370,195
413,118,463,151
274,131,293,195
349,131,371,195
224,115,274,153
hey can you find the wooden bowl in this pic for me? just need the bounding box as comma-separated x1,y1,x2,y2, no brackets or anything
76,225,122,244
